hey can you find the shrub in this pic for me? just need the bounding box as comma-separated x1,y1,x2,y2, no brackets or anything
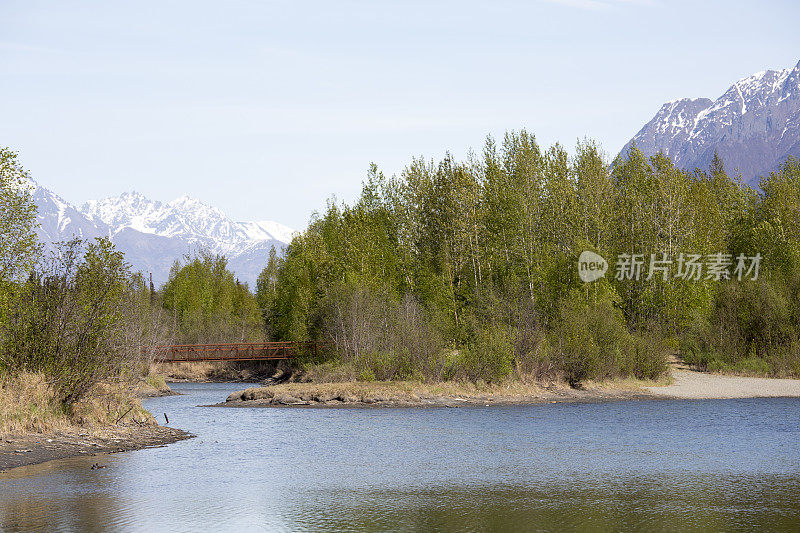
732,357,772,376
713,279,791,358
550,289,667,385
681,278,800,376
0,239,141,404
628,332,669,380
459,324,515,383
320,283,446,381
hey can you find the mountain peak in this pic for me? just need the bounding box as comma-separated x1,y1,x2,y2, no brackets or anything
170,193,196,204
620,60,800,184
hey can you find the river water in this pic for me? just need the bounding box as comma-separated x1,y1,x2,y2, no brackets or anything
2,382,800,532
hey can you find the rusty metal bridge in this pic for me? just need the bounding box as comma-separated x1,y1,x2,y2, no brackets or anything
150,341,319,363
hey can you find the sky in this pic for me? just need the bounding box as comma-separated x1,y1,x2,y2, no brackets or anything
1,1,799,230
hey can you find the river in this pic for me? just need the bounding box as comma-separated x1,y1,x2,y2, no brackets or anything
2,382,800,532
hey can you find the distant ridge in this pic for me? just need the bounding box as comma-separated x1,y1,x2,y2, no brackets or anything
30,182,294,287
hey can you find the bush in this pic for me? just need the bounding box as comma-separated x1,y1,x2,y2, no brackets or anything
628,332,670,380
320,283,446,381
732,357,772,376
0,239,144,404
355,351,412,381
550,290,667,385
681,278,800,376
714,280,791,358
766,340,800,377
459,324,515,383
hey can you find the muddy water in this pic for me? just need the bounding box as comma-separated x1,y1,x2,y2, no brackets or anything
2,382,800,532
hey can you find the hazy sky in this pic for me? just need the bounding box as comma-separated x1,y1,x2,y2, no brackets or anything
2,1,799,229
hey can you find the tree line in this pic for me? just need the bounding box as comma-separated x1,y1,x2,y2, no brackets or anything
4,131,800,401
257,131,800,383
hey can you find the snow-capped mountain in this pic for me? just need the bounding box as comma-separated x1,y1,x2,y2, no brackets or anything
620,60,800,184
32,184,294,287
81,192,293,246
30,180,109,245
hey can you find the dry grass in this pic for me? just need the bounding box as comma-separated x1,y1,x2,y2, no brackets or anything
0,372,154,437
233,376,659,404
153,361,230,381
0,372,68,434
152,360,282,382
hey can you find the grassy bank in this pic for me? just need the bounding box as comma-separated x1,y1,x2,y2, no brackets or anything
224,374,671,407
0,372,157,436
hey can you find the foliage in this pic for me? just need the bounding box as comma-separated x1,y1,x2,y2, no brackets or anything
549,288,667,384
679,158,800,377
0,147,40,283
0,238,144,403
261,132,800,383
0,147,178,422
318,282,446,381
460,324,516,383
255,246,281,339
162,251,263,343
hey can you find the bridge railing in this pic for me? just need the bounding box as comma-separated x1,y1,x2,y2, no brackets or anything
147,341,319,362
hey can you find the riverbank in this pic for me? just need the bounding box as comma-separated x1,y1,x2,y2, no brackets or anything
220,362,800,408
0,425,190,472
153,361,285,383
0,372,190,473
219,378,661,408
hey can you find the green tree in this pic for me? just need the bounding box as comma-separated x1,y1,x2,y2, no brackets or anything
162,251,263,343
1,238,134,403
0,148,39,282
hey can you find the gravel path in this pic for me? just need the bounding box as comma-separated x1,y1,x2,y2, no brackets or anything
646,369,800,399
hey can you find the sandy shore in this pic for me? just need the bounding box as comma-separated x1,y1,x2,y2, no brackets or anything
646,369,800,399
0,425,191,473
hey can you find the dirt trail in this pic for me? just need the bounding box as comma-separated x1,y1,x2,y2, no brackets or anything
646,356,800,399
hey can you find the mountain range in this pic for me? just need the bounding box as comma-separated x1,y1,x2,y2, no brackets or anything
29,180,294,287
620,60,800,184
26,60,800,287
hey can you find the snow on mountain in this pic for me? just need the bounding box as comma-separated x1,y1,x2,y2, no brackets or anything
620,60,800,184
82,191,163,234
240,220,296,244
33,182,109,245
31,184,294,287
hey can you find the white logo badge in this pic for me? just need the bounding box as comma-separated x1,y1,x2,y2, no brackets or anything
578,251,607,282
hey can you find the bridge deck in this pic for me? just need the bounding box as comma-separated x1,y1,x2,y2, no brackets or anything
150,341,318,362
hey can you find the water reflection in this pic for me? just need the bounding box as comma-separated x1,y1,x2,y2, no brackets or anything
5,473,800,532
2,384,800,532
284,477,800,532
1,458,129,532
